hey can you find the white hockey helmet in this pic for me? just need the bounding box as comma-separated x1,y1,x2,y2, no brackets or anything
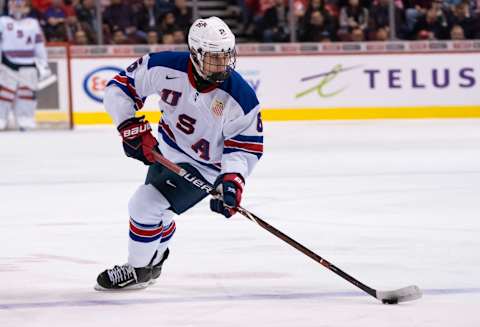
8,0,28,19
188,16,236,83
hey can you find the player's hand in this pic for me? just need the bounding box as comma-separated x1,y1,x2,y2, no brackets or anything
210,173,244,218
117,116,159,165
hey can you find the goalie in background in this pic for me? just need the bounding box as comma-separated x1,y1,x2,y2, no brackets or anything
0,0,53,131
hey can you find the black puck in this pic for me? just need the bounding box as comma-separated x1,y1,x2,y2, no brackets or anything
382,298,399,305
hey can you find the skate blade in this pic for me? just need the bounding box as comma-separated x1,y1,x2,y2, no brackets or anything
94,282,151,292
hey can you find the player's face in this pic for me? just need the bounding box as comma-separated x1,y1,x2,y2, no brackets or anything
203,52,229,75
9,0,27,18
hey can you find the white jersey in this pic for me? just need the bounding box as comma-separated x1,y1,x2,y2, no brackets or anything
0,15,47,66
105,51,263,182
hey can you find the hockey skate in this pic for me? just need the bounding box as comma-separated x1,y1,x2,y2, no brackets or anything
95,248,170,291
151,248,170,281
95,263,153,291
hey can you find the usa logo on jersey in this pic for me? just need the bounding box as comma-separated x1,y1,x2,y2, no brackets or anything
211,99,224,117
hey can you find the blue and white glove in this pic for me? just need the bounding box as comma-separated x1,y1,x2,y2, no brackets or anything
210,173,244,218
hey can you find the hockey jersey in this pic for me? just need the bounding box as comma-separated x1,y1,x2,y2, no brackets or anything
0,15,47,66
106,51,263,183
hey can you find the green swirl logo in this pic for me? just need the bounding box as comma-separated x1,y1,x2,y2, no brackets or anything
295,64,362,99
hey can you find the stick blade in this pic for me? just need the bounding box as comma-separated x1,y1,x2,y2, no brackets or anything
377,285,422,304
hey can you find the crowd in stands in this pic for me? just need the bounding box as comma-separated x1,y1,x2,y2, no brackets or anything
2,0,192,45
2,0,479,44
245,0,480,41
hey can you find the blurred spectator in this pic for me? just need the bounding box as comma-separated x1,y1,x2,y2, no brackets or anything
158,11,178,34
63,0,80,42
25,0,45,22
259,0,290,42
229,0,256,35
351,26,366,40
156,0,176,15
31,0,53,12
21,0,478,44
172,0,193,33
450,23,465,38
62,0,75,16
404,0,432,31
74,29,89,44
111,27,130,44
292,0,308,20
75,0,99,43
103,0,136,36
247,0,276,17
300,8,337,41
369,0,405,39
44,0,67,41
374,26,389,40
412,7,449,39
444,0,464,9
339,0,369,40
146,29,159,44
447,2,476,38
136,0,162,34
161,31,175,44
299,0,337,41
172,28,186,44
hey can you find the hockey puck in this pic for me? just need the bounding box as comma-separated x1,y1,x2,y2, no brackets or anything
382,298,399,305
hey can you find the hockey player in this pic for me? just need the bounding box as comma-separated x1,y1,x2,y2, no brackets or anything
0,0,52,131
95,16,263,291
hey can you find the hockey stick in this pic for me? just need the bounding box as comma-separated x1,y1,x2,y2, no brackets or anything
152,151,422,304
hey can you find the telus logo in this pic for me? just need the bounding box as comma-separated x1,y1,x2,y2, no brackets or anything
363,68,476,89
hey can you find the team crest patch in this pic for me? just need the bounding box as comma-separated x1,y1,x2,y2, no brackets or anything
211,99,224,117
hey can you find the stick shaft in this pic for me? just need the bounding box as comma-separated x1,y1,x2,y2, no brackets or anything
152,151,377,299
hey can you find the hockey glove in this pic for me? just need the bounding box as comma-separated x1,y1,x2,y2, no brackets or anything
210,173,245,218
118,116,159,165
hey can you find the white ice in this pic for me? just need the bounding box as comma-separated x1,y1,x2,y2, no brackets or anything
1,119,479,327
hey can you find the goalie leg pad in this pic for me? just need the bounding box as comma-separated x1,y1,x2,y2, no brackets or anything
0,73,17,130
14,86,37,130
0,98,12,130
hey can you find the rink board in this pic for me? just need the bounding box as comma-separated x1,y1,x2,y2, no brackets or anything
60,49,480,124
40,106,480,125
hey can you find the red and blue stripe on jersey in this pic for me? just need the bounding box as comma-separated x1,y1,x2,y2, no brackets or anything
224,135,263,159
107,71,146,111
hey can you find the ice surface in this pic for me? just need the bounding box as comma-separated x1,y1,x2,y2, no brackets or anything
1,119,480,326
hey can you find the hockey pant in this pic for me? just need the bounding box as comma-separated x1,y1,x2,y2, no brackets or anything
0,67,38,129
127,162,210,267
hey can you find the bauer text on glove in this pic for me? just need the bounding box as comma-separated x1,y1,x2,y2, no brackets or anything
118,116,159,165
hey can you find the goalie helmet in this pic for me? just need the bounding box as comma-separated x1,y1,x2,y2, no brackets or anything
8,0,28,19
188,16,236,83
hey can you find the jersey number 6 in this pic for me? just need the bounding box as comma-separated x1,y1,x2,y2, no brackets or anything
126,57,144,73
